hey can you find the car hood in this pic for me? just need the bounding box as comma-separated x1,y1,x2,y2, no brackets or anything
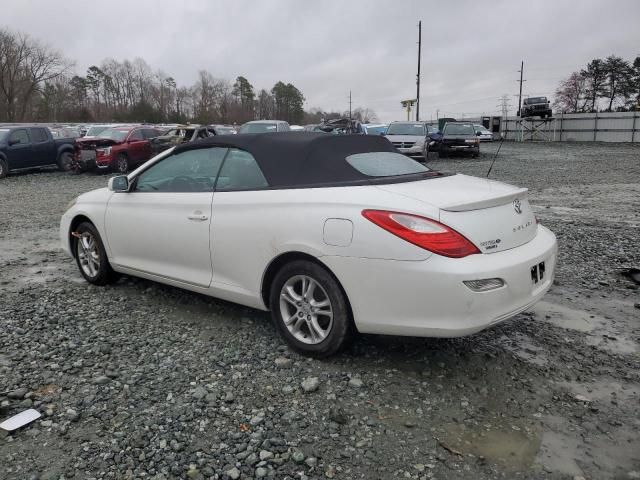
384,134,424,142
375,174,526,212
78,187,112,204
75,138,121,148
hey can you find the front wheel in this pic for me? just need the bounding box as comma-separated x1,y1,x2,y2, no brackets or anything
0,158,7,178
58,151,74,172
116,154,129,174
270,260,351,357
73,222,118,285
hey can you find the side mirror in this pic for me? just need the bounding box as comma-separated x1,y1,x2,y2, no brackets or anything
108,175,129,192
476,131,482,136
8,139,19,146
379,131,386,136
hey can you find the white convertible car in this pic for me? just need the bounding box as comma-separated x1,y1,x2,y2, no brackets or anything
60,133,556,356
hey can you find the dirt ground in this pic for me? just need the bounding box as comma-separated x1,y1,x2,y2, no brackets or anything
1,141,639,480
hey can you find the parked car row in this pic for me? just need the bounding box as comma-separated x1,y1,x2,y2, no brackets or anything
0,125,76,178
0,122,240,178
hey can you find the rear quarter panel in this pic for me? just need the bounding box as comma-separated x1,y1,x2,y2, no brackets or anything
209,185,439,296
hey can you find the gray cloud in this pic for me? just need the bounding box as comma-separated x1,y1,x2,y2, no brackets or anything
5,0,640,122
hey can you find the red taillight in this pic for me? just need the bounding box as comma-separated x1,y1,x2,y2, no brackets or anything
362,209,480,258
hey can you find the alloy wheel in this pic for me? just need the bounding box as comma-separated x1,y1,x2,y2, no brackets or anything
279,275,333,345
117,157,128,173
76,232,101,278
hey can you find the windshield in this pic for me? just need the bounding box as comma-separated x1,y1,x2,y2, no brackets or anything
239,123,278,134
386,123,425,136
443,124,475,135
86,126,109,137
98,128,129,142
526,97,547,104
365,125,387,135
474,125,490,133
346,152,430,177
0,129,9,141
215,127,236,134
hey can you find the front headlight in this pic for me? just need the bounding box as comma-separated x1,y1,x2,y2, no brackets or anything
65,197,77,211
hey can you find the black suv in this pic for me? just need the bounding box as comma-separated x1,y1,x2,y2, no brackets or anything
424,122,480,158
521,97,552,119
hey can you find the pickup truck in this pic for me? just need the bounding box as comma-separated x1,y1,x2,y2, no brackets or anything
74,125,161,173
0,125,76,178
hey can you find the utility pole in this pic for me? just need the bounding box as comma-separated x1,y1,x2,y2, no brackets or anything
517,61,525,117
349,90,352,121
416,20,421,121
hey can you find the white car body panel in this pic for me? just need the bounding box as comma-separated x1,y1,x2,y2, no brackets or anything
60,153,557,339
105,191,214,287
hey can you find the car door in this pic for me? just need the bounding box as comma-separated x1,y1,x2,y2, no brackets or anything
104,146,228,287
125,129,147,165
210,148,270,290
29,128,52,165
6,129,33,168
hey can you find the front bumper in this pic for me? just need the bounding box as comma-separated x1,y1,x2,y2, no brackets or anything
397,145,425,158
96,155,114,169
321,225,557,337
441,143,479,155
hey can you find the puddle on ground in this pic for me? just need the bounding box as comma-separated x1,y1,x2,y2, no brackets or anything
439,423,541,470
500,333,549,366
558,379,640,404
529,301,638,355
536,429,584,477
537,414,640,478
530,301,599,332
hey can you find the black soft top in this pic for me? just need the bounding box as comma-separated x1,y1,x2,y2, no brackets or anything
173,132,414,188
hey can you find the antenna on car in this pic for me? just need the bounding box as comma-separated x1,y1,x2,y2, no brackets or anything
485,134,505,178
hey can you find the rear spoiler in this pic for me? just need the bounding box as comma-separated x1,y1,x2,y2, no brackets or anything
440,188,528,212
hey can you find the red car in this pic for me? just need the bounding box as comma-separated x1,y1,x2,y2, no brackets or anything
75,126,160,173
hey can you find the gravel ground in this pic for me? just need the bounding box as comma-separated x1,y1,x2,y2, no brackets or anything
1,141,639,480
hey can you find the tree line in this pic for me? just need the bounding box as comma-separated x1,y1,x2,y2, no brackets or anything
554,55,640,113
0,28,377,125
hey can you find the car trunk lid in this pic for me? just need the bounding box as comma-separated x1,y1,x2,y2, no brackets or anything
375,174,537,253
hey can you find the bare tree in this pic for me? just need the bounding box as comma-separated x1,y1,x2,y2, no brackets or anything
0,29,70,121
553,71,586,113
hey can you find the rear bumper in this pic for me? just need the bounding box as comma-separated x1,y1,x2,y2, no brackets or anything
321,225,557,337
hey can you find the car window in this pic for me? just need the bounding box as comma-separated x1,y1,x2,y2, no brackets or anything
238,123,278,134
142,129,158,139
346,152,430,177
386,123,425,136
30,128,48,143
129,129,144,141
443,124,475,135
135,147,228,192
8,129,29,145
216,148,269,191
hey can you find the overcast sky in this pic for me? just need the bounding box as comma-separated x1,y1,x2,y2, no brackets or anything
5,0,640,122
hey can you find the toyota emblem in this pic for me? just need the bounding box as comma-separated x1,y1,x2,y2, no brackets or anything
513,198,522,214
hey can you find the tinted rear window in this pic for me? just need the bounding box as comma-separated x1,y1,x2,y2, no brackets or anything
346,152,429,177
443,124,474,135
239,123,278,134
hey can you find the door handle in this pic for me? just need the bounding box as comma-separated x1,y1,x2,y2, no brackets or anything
187,211,208,221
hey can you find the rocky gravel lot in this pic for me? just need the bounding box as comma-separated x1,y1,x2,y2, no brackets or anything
1,141,639,480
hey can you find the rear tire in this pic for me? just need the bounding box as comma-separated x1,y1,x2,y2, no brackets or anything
116,154,129,174
0,158,7,178
57,151,74,172
269,260,351,357
72,222,119,285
